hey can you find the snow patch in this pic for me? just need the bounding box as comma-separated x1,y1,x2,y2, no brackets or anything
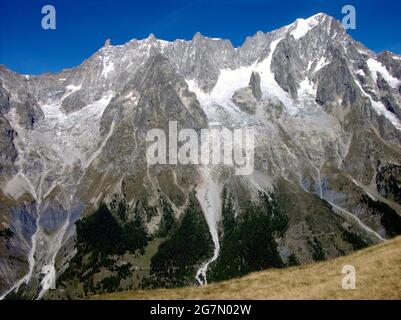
298,78,316,98
367,58,400,89
38,91,114,167
290,14,322,40
356,69,365,77
187,35,299,118
257,38,298,114
102,56,115,78
315,56,329,72
209,66,254,103
66,84,81,92
354,76,401,130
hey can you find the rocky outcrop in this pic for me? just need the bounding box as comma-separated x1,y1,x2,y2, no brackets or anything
232,72,262,114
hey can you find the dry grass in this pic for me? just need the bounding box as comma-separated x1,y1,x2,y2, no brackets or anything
92,236,401,300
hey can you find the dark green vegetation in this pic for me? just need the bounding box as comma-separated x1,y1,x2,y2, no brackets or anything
94,263,133,293
208,190,288,282
341,229,370,251
143,193,213,288
0,228,14,240
156,197,178,238
362,194,401,237
287,254,300,266
376,164,401,205
3,283,31,300
58,203,149,295
57,193,213,295
94,236,401,300
307,237,325,261
75,203,148,258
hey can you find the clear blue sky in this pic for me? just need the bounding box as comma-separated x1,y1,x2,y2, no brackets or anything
0,0,400,75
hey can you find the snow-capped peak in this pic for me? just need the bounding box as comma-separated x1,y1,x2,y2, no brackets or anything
289,13,327,40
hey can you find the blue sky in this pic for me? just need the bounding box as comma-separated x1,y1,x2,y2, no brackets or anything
0,0,400,75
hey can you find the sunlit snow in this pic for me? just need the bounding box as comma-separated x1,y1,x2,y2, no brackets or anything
367,58,400,89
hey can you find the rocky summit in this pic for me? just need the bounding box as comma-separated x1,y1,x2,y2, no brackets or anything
1,13,401,299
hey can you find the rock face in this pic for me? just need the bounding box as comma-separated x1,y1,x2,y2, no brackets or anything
0,13,401,299
232,71,262,114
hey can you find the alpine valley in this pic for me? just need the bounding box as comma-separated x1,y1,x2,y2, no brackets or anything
1,13,401,300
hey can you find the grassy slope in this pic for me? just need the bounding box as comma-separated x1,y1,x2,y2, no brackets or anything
92,236,401,300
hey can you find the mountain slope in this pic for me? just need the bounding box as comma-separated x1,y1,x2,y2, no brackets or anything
93,236,401,300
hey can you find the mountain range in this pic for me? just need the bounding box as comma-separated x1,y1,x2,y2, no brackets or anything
0,13,401,299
